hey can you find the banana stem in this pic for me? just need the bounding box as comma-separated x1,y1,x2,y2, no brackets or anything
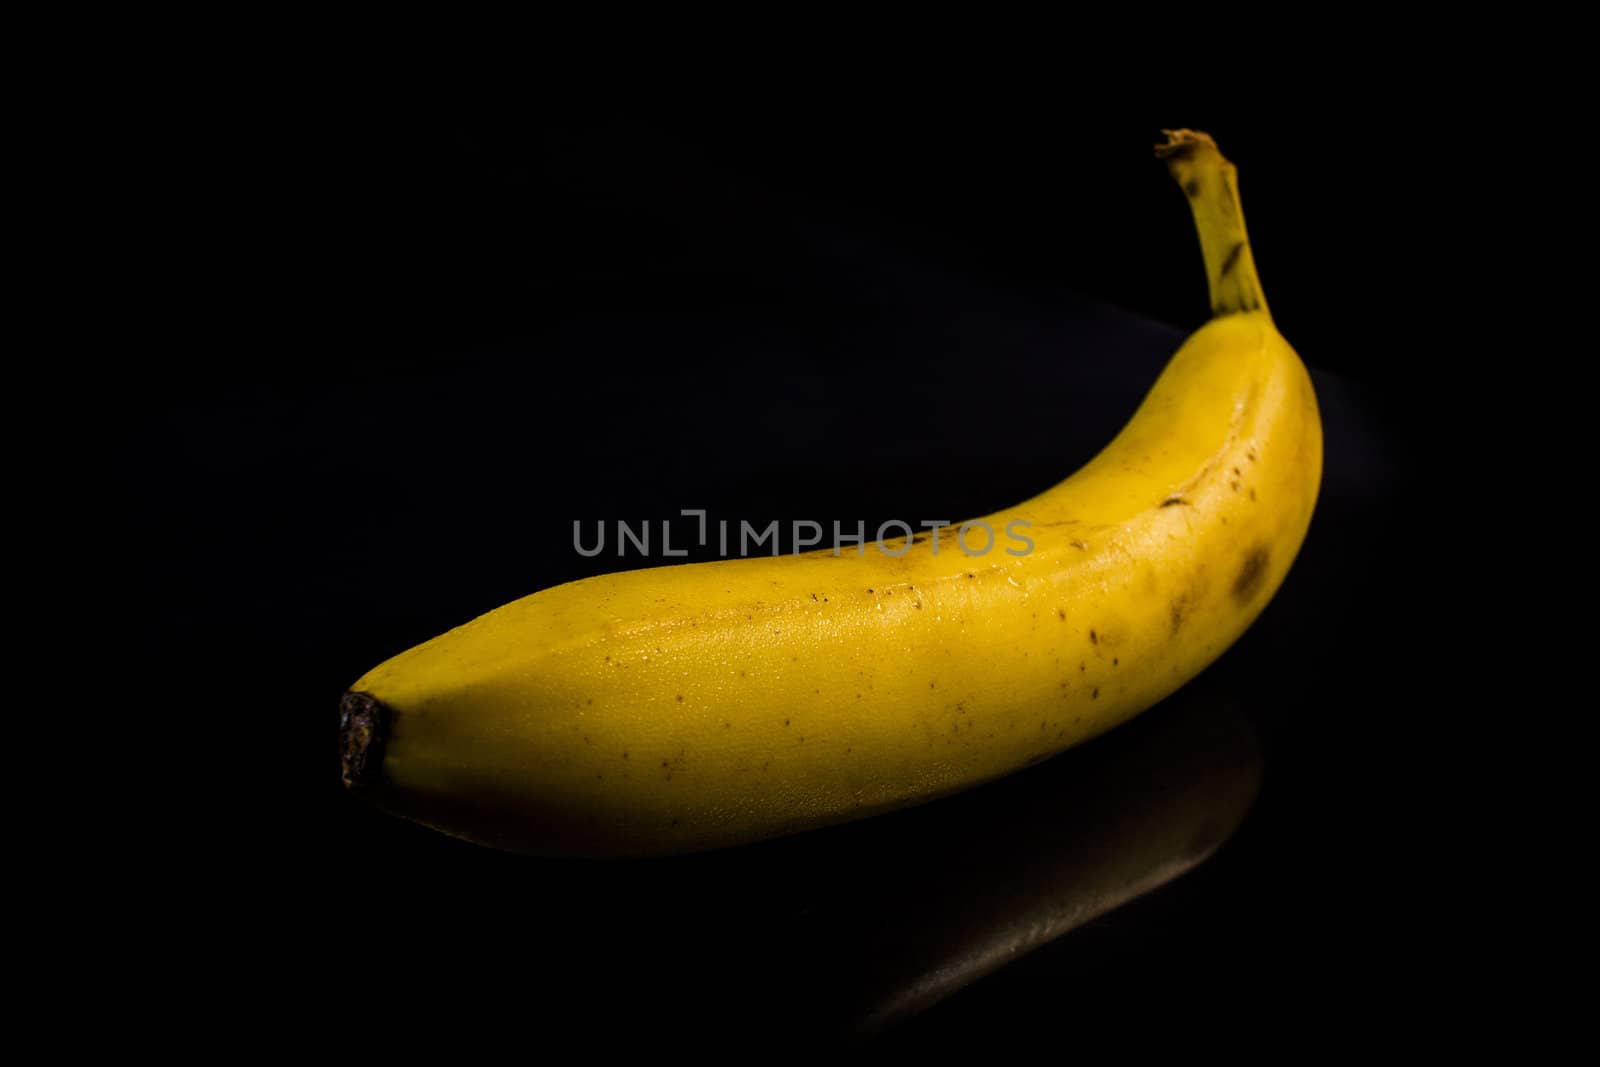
1156,129,1269,319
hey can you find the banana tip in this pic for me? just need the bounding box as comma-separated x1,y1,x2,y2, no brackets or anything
339,691,389,793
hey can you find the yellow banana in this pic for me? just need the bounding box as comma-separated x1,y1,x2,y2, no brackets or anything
340,130,1321,857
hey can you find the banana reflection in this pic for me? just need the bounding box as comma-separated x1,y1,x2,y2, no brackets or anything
781,684,1262,1034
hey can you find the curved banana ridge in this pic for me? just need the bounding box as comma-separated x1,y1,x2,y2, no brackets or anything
341,130,1322,857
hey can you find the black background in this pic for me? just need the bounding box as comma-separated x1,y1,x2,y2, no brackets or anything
132,89,1453,1048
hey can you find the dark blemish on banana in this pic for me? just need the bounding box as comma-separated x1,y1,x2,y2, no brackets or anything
1220,241,1244,278
1250,488,1257,501
867,588,874,594
1233,546,1270,604
1090,630,1098,644
1080,662,1086,671
1092,688,1100,699
1071,540,1087,550
1183,177,1200,197
810,593,817,601
1058,609,1067,621
967,572,975,578
724,722,731,728
1248,449,1257,462
1162,497,1186,507
1170,597,1187,635
623,751,629,759
784,719,790,727
676,695,683,702
1113,658,1118,666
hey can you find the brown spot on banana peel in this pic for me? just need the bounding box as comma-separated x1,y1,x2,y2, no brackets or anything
1232,547,1270,605
1219,241,1244,278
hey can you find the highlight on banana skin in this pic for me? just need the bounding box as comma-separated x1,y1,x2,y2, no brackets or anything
339,129,1321,860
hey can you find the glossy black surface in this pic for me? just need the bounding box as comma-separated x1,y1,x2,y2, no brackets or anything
135,111,1434,1047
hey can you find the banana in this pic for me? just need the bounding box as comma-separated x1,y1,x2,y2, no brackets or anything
340,130,1321,857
